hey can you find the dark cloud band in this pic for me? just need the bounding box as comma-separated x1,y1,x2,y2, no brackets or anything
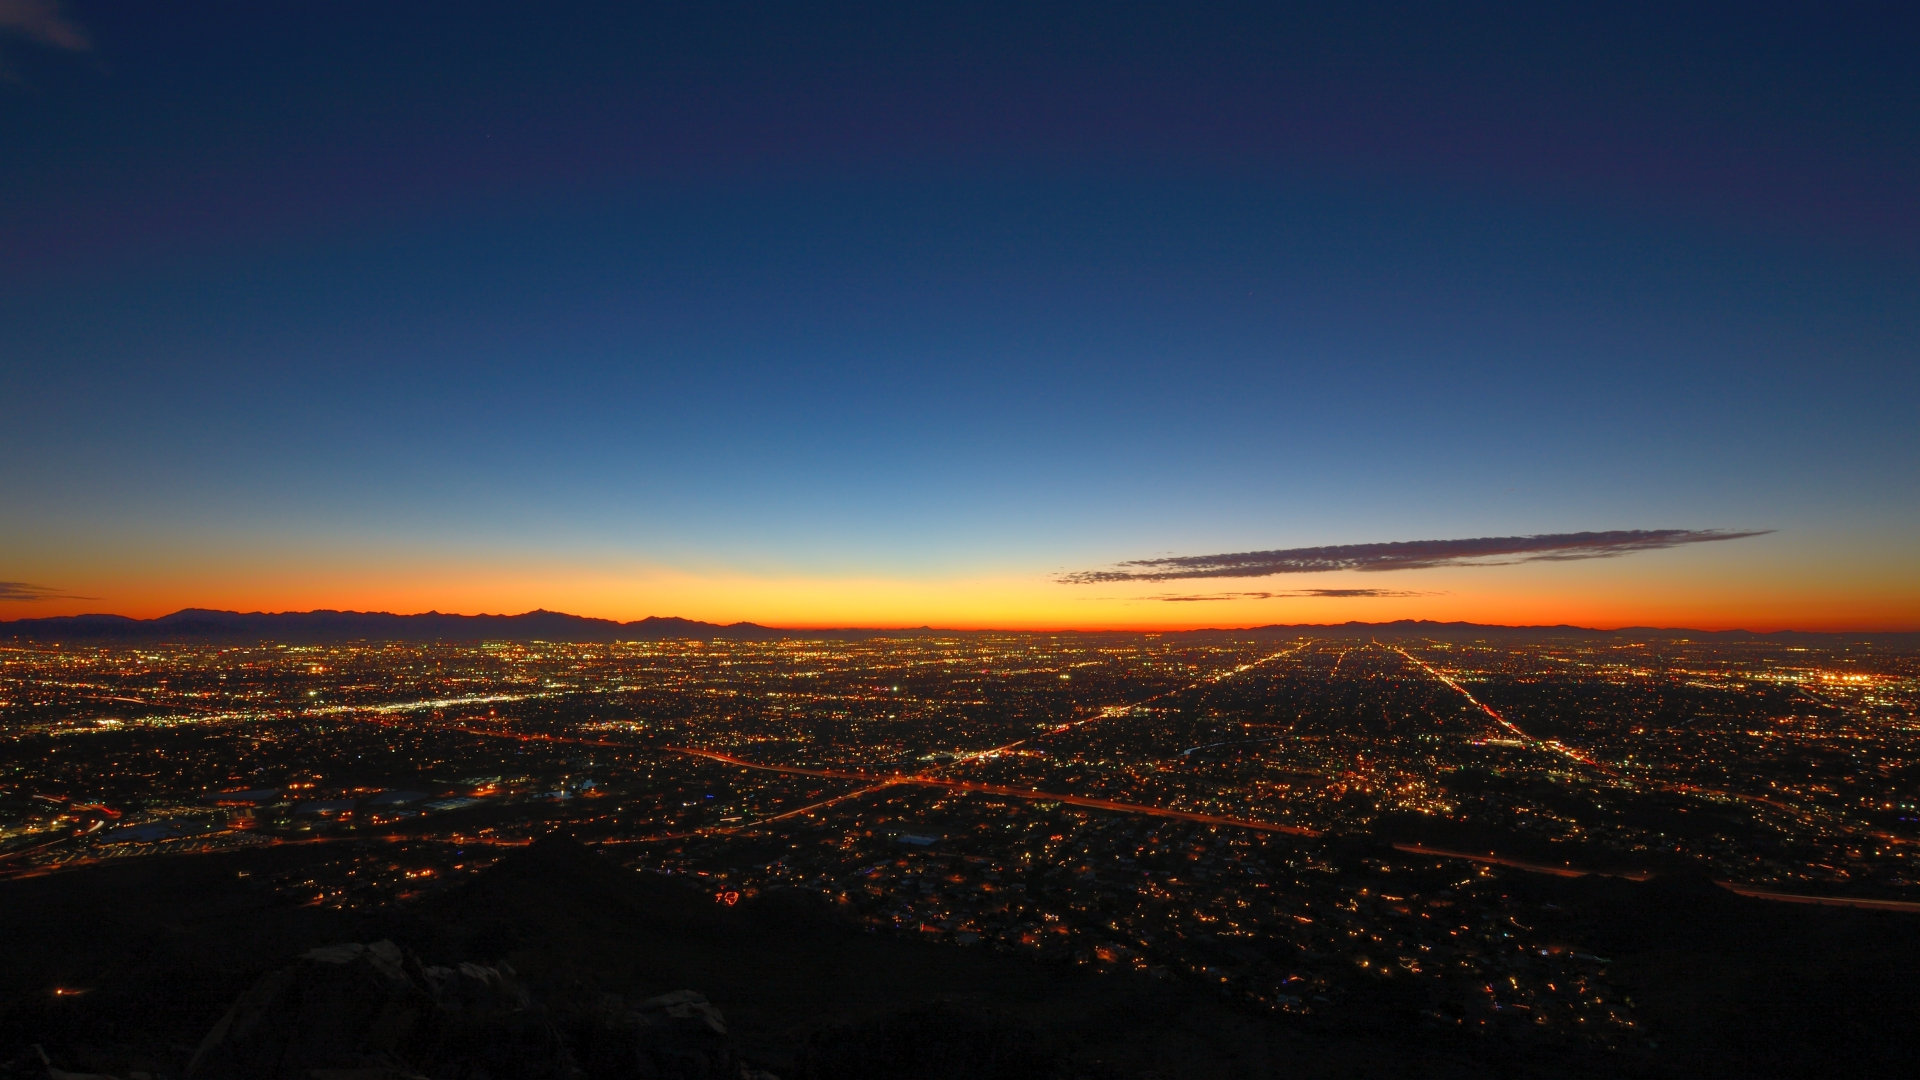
0,580,91,601
1152,588,1432,602
1064,529,1769,584
0,0,92,52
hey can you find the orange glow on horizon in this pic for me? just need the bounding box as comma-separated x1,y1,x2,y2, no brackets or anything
4,559,1916,634
4,528,1915,632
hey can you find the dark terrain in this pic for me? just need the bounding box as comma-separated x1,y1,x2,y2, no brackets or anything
2,836,1917,1079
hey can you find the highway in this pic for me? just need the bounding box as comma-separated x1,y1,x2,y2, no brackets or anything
925,642,1311,773
1386,643,1598,767
668,644,1313,835
1390,842,1920,912
1391,842,1650,881
1387,643,1916,848
666,746,1919,912
667,745,1323,836
23,641,1906,915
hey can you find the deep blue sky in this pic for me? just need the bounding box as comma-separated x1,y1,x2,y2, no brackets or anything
2,2,1916,626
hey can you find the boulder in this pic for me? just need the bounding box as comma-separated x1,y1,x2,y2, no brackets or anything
186,941,568,1080
571,990,775,1080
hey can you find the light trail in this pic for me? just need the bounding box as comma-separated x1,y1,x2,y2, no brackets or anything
657,643,1313,839
667,746,1322,837
1328,646,1352,677
1179,735,1298,758
1392,842,1650,881
1386,643,1597,767
667,746,875,782
649,747,899,837
310,692,539,716
1391,843,1920,913
1387,643,1916,846
0,831,534,882
729,782,898,831
906,777,1321,836
1720,886,1920,912
934,642,1310,770
449,726,625,749
56,691,227,716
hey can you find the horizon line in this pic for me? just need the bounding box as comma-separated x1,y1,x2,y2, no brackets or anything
3,606,1916,638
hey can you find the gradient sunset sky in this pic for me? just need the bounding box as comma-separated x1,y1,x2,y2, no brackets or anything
3,2,1916,630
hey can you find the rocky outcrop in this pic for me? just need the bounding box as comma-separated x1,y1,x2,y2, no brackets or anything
181,941,773,1080
793,1004,1056,1080
572,990,775,1080
186,941,566,1079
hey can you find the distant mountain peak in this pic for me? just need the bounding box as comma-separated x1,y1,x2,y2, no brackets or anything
0,609,1909,644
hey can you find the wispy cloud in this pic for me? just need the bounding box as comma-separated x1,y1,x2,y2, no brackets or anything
1150,588,1434,602
0,580,93,602
0,0,90,51
1063,529,1770,584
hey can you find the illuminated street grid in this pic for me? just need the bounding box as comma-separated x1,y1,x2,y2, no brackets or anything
3,634,1917,1047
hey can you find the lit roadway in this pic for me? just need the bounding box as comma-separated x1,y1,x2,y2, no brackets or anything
1389,842,1920,913
669,643,1312,835
666,745,1322,837
932,642,1311,770
670,748,1920,912
1386,643,1598,767
0,830,535,882
17,642,1909,913
1388,642,1917,848
658,642,1920,914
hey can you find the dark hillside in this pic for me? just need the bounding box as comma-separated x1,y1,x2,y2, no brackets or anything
1508,871,1920,1079
0,837,1642,1079
7,837,1918,1078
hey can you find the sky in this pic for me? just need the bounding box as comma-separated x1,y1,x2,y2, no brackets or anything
2,1,1916,630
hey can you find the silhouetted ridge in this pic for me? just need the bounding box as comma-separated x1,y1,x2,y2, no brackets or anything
493,833,635,892
1639,869,1741,907
3,609,1913,644
0,608,785,643
437,833,663,921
